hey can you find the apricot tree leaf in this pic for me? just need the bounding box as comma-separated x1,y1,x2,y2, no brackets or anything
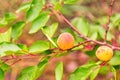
42,23,58,47
26,0,45,22
69,63,98,80
29,13,50,34
29,40,49,53
17,66,37,80
0,28,12,43
0,68,4,80
0,42,21,56
16,2,31,13
72,17,89,36
55,62,63,80
12,21,26,41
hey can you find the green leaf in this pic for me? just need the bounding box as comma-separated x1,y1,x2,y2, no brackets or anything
0,13,17,27
29,13,50,34
54,2,62,10
90,66,100,80
17,66,37,80
42,23,58,47
42,23,58,37
110,66,116,80
98,27,114,41
29,40,49,53
12,21,26,41
69,63,98,80
0,27,12,43
0,68,4,80
90,32,98,40
0,42,21,57
16,2,31,13
17,44,29,53
0,63,10,72
109,55,120,65
72,17,89,36
35,58,48,79
26,0,45,22
55,62,63,80
64,0,78,4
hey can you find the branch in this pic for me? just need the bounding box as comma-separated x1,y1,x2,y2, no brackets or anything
104,0,115,42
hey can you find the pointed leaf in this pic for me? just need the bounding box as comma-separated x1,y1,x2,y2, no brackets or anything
35,58,48,79
0,42,21,57
110,66,116,80
26,0,45,22
72,17,89,36
42,23,58,47
109,55,120,65
12,21,26,41
64,0,78,4
42,23,58,37
29,40,49,53
69,63,98,80
17,66,37,80
29,13,50,34
16,2,31,13
0,68,4,80
90,66,100,80
90,32,98,40
0,27,12,43
0,13,17,27
98,27,114,41
55,62,63,80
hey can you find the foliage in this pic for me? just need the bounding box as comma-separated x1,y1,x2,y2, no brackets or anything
0,0,119,80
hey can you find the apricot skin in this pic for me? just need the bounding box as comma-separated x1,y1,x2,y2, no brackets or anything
57,32,74,50
96,46,113,61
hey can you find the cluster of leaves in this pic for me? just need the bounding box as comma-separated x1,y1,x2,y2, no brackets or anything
0,0,120,80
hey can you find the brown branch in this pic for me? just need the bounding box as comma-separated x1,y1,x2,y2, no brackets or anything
51,9,120,51
104,0,115,42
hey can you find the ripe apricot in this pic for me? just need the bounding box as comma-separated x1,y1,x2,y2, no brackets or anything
57,32,74,50
96,46,113,61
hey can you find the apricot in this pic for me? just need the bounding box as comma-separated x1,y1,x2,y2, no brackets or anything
57,32,74,50
96,46,113,61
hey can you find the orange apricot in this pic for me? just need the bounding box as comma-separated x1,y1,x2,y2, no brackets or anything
96,46,113,61
57,32,74,50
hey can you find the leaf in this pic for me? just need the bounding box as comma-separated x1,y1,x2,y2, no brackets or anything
29,13,50,34
109,55,120,65
72,17,89,36
0,42,21,57
16,2,31,13
42,23,58,37
17,66,37,80
0,63,10,72
17,44,29,53
12,21,26,41
64,0,78,4
42,23,58,47
26,0,45,22
55,62,63,80
0,27,12,43
69,63,98,80
0,13,17,27
90,66,100,80
98,27,114,41
54,2,62,10
35,58,48,79
0,68,4,80
29,40,49,53
90,32,98,40
110,66,116,80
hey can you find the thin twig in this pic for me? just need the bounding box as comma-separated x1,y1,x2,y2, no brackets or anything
104,0,115,42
